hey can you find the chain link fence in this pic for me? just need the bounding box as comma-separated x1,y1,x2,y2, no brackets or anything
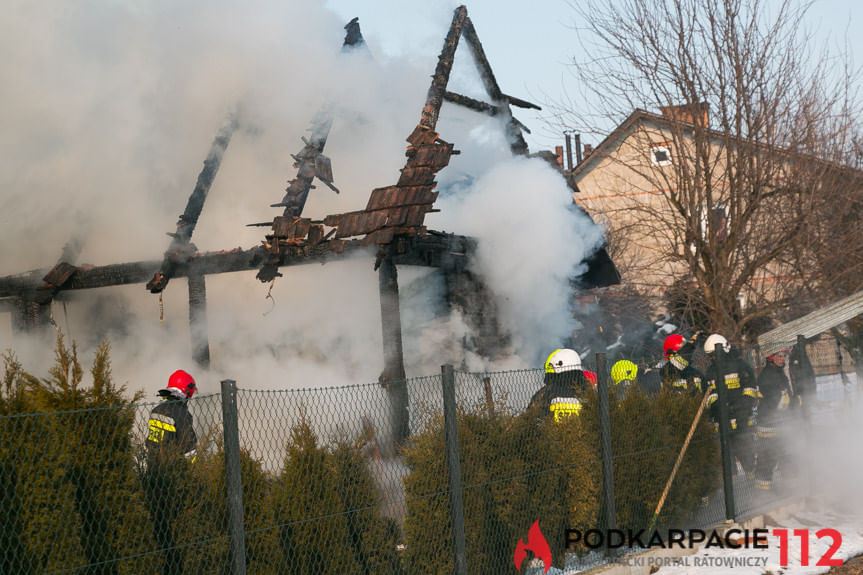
0,336,857,574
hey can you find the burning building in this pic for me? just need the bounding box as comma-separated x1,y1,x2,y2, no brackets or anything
0,6,617,440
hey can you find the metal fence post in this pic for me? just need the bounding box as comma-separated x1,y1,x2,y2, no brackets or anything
713,346,736,521
441,364,467,575
595,353,617,540
221,379,247,575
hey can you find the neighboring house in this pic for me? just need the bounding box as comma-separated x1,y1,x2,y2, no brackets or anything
566,104,713,295
561,103,813,318
554,104,863,369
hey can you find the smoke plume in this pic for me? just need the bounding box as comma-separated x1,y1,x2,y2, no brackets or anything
0,0,603,402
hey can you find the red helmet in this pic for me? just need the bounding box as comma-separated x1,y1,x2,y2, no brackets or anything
166,369,197,398
584,370,598,387
663,334,685,358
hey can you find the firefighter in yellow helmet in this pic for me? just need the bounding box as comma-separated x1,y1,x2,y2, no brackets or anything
529,349,593,421
611,359,638,390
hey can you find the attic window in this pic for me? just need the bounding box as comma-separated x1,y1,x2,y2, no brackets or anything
650,142,672,166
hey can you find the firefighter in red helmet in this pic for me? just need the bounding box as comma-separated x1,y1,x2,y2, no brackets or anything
146,369,198,460
659,333,705,395
144,369,199,575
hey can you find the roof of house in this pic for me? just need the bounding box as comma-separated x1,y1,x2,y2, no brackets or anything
570,106,863,185
570,109,669,180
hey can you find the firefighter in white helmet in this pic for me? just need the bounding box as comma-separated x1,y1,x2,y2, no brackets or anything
703,334,758,478
529,349,593,421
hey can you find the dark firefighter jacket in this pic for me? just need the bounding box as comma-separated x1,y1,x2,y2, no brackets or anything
789,344,816,405
659,353,705,395
705,352,757,429
529,370,593,422
756,362,791,436
146,399,197,457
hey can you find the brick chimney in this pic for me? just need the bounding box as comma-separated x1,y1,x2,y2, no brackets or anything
583,144,593,157
555,145,564,168
659,102,709,127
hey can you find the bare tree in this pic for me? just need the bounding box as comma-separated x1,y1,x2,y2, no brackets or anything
789,147,863,359
557,0,862,341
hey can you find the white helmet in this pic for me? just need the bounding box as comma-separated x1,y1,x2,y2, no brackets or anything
545,348,582,373
703,334,730,354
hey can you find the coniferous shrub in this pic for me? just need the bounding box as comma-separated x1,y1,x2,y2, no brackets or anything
605,385,720,530
1,336,149,574
402,401,573,573
650,389,720,525
0,352,39,575
401,374,722,568
332,437,403,575
271,417,360,574
180,440,281,575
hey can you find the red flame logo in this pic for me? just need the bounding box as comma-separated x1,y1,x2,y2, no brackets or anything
513,519,552,573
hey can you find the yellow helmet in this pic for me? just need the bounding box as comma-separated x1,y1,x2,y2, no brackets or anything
611,360,638,385
544,348,582,374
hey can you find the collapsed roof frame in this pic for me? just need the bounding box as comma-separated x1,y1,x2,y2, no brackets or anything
0,6,614,442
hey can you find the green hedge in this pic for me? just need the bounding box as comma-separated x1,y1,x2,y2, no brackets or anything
402,384,720,570
1,339,720,574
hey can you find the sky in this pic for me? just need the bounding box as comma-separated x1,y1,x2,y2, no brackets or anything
324,0,863,152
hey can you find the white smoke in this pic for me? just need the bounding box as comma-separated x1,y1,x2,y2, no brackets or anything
437,156,603,367
0,0,604,404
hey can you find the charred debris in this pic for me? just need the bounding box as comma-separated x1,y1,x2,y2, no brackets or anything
0,6,617,440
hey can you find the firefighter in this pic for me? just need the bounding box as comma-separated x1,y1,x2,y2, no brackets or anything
754,351,792,490
610,359,638,391
146,369,198,460
788,340,816,419
659,333,705,395
143,369,199,575
703,334,758,477
529,348,593,421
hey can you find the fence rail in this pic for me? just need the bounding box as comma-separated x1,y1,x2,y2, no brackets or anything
0,339,857,574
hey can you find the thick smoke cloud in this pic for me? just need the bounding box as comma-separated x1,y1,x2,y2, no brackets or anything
0,0,602,400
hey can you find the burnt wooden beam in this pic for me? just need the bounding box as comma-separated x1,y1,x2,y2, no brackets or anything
10,239,86,331
461,17,529,155
148,113,239,293
461,18,504,102
442,91,532,135
377,244,409,446
444,91,499,115
9,293,53,336
187,266,210,368
0,234,472,298
343,17,365,49
503,93,541,111
420,5,467,131
255,18,370,283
